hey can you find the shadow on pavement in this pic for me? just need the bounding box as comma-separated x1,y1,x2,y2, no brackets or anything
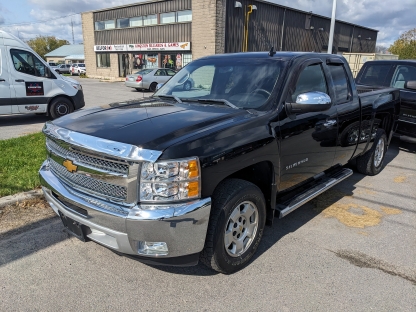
0,114,49,127
0,217,67,267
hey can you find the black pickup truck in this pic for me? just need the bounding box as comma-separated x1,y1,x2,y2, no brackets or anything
356,60,416,143
39,52,400,274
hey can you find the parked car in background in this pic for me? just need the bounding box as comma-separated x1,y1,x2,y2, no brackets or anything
48,62,58,69
70,63,86,76
125,68,177,92
356,60,416,143
55,64,71,74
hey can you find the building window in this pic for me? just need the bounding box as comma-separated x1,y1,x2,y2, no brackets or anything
97,53,110,68
130,16,142,27
160,10,192,24
94,21,105,30
117,18,129,28
143,14,157,26
95,20,115,30
177,10,192,22
160,12,176,24
104,20,115,29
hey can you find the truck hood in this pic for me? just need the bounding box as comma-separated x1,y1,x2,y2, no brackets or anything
53,97,248,151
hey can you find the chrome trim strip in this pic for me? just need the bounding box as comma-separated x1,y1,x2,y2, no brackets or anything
398,118,416,125
43,122,162,162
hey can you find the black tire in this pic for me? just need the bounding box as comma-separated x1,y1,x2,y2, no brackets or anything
49,97,74,120
200,179,266,274
356,129,387,176
149,82,158,92
183,81,192,91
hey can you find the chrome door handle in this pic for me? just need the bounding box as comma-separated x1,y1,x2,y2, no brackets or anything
15,79,25,82
0,78,5,82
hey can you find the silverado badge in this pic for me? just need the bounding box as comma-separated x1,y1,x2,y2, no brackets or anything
63,160,78,173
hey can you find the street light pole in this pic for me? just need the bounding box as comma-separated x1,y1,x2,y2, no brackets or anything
327,0,337,54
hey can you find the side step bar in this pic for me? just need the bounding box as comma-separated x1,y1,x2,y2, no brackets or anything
276,168,353,218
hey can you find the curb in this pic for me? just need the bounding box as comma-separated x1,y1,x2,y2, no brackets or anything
0,189,43,209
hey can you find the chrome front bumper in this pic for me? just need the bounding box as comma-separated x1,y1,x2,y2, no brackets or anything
39,160,211,259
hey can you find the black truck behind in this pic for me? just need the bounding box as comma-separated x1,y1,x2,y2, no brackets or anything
39,52,400,274
356,60,416,143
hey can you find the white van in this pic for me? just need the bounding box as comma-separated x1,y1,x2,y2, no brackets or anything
0,31,84,119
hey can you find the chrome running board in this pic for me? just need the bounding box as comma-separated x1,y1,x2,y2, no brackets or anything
276,168,353,218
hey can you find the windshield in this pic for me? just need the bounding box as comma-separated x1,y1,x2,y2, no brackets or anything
79,64,85,67
134,69,153,75
154,58,285,109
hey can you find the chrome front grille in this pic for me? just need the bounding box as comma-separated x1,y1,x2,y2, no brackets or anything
49,158,127,201
46,138,129,175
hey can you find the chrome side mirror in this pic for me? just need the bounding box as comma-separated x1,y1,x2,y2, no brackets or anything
405,80,416,90
287,91,332,114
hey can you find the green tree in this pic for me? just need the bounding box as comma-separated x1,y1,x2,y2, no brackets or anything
26,36,70,60
389,28,416,59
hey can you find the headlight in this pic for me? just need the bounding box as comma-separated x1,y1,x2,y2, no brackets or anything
139,157,200,203
71,83,82,90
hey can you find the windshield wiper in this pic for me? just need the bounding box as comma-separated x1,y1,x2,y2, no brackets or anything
154,95,182,103
197,99,239,109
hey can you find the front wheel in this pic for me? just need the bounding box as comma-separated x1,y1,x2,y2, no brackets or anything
49,97,74,119
356,129,387,175
200,179,266,274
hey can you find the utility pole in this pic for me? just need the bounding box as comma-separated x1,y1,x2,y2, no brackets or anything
71,18,75,44
327,0,337,54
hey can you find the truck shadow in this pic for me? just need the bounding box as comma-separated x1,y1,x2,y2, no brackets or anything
147,140,402,276
0,114,49,127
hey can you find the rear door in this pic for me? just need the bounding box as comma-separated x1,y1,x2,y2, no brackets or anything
8,47,51,113
390,64,416,136
325,58,364,162
0,46,12,114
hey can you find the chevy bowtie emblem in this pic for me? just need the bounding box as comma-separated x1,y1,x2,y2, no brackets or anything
63,159,78,173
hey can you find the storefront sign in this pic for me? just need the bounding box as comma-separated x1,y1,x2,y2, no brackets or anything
126,42,190,52
94,44,127,51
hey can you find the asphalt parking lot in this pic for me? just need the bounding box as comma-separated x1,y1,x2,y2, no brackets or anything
0,77,152,140
0,138,415,311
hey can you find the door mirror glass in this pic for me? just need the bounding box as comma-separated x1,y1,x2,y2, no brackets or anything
287,91,332,114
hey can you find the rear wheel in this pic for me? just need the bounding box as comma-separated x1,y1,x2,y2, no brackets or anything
200,179,266,274
149,82,158,92
49,97,74,119
356,129,387,176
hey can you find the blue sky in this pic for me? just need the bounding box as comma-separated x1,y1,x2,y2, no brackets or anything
0,0,415,48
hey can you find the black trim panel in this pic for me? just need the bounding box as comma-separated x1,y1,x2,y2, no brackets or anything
0,98,12,106
13,97,50,105
70,90,85,110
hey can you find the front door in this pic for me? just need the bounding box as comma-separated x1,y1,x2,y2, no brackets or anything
277,59,338,191
8,47,50,114
0,47,12,114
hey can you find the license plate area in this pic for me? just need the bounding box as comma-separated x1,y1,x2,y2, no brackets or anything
59,212,89,242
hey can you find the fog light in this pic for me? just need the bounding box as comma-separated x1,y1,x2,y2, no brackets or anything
137,241,168,256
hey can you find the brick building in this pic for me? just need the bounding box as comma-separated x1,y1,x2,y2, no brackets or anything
81,0,378,80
